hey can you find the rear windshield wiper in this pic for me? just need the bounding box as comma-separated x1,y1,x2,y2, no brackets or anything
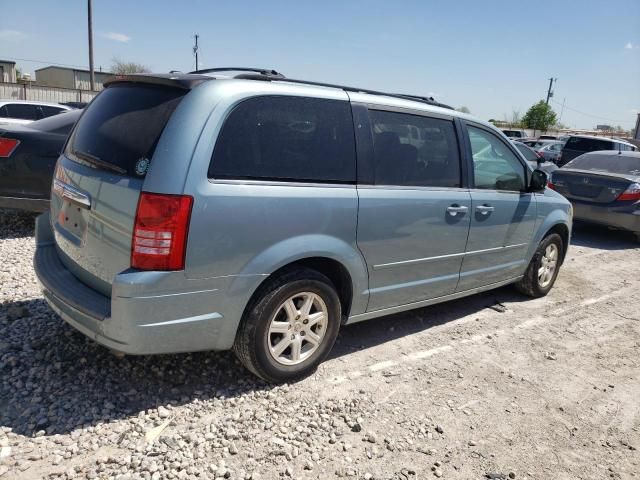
72,150,127,175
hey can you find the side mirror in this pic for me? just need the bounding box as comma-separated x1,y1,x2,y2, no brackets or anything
529,169,548,192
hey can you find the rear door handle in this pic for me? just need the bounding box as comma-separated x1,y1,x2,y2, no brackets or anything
446,205,468,217
476,205,495,215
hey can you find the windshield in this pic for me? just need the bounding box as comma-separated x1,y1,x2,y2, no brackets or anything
565,153,640,175
514,143,538,162
66,84,186,177
28,109,82,134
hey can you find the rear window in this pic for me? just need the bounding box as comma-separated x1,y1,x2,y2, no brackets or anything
4,103,39,120
209,96,356,183
39,105,66,118
502,130,522,138
565,154,640,175
564,137,612,153
66,84,186,176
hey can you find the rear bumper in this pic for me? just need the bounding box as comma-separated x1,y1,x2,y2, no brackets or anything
0,195,49,212
34,213,252,355
571,201,640,232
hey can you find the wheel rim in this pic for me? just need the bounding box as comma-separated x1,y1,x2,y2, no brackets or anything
538,243,558,288
267,292,328,366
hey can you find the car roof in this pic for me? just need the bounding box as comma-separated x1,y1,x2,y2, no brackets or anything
105,70,503,134
0,99,71,108
579,150,640,159
568,134,635,147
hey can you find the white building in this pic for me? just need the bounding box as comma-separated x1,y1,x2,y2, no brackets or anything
0,60,17,83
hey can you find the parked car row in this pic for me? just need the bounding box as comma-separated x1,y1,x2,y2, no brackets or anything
514,134,636,168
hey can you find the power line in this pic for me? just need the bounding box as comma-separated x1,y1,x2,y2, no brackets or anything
4,56,89,70
550,99,634,125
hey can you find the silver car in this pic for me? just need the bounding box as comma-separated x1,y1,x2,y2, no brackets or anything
536,141,564,163
34,69,572,382
0,100,72,126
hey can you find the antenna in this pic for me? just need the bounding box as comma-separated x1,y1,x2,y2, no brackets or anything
193,34,199,72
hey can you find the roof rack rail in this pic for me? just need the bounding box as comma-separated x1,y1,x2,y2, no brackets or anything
188,67,285,78
392,93,435,103
238,75,453,110
187,67,453,110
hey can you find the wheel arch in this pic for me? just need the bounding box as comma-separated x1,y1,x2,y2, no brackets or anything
544,222,570,264
227,234,369,323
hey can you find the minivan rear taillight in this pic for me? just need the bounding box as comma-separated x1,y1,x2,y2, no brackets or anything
0,138,20,157
617,183,640,202
131,192,193,271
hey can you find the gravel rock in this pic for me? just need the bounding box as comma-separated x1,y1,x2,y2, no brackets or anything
0,209,638,479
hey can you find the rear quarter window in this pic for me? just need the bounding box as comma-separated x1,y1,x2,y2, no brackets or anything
209,96,356,183
66,84,186,177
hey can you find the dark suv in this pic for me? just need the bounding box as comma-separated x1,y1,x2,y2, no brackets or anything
560,135,636,167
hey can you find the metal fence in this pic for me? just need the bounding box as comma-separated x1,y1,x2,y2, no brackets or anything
0,82,98,104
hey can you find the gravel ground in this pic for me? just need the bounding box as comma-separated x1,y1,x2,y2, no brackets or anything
0,209,639,480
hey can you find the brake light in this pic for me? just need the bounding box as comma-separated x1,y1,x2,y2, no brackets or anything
131,192,193,271
0,138,20,157
547,181,556,190
617,183,640,201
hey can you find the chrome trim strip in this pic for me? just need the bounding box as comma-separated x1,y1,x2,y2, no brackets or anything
372,243,528,270
346,276,523,324
118,288,219,300
53,179,91,209
367,272,460,294
139,312,222,327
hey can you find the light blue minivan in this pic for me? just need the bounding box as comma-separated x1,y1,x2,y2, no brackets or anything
34,68,572,382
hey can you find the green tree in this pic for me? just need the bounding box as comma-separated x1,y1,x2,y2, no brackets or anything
110,57,150,74
522,101,557,133
456,106,471,114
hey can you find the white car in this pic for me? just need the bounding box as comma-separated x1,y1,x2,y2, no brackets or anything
0,100,73,126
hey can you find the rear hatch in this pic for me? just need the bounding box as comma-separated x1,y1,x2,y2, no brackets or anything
51,81,188,295
551,170,634,204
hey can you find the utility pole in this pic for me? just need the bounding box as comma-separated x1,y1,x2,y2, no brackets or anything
193,34,199,71
87,0,95,90
545,77,556,105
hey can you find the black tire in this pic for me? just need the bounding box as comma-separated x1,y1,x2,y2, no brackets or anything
233,268,341,383
515,233,564,297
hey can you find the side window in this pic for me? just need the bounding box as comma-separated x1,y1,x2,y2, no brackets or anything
468,126,526,191
5,103,39,120
40,105,65,118
0,105,7,118
210,96,356,183
369,110,461,187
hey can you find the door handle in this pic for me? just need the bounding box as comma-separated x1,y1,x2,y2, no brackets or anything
446,205,468,217
476,205,495,215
